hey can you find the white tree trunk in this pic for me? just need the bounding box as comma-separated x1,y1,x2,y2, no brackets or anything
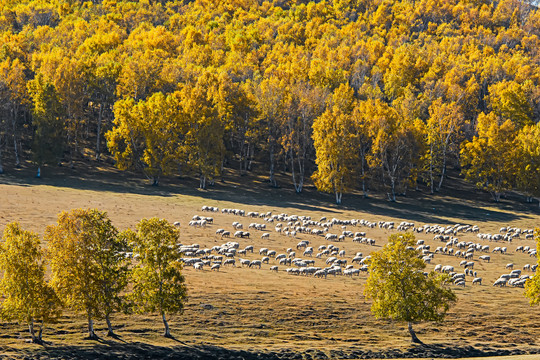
429,143,434,194
105,313,115,337
96,102,103,160
200,175,206,189
0,143,4,174
162,313,171,338
87,313,97,339
269,141,277,187
28,320,38,343
12,108,20,167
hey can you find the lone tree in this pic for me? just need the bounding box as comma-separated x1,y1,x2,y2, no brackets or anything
525,228,540,305
364,232,456,344
129,217,187,338
0,222,61,344
46,209,129,339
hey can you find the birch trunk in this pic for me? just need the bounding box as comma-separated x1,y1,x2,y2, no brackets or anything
0,143,3,174
200,174,206,189
162,313,171,338
87,313,97,339
269,141,277,187
29,320,38,343
105,313,115,337
96,102,103,160
12,107,20,167
408,322,422,344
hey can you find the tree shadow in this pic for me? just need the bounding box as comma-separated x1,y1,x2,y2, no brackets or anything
2,341,534,360
1,161,538,225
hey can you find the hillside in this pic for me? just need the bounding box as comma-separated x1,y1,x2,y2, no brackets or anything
1,161,540,358
1,0,540,204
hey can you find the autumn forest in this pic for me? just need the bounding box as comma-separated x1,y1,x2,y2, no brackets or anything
1,0,540,204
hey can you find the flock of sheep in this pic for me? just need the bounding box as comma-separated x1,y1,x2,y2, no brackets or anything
179,206,538,290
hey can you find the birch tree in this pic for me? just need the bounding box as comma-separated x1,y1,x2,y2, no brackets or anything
364,233,456,344
129,218,187,338
0,223,61,344
46,208,128,339
312,84,357,204
460,112,517,202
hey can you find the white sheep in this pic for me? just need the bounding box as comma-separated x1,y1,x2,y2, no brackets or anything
211,264,221,271
479,255,490,262
224,259,235,266
249,260,262,269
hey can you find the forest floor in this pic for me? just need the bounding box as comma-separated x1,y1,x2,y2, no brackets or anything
1,160,540,359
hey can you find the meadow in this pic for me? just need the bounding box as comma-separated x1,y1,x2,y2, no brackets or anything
1,164,540,359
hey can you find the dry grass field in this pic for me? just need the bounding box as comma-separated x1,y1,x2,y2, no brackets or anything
1,163,540,359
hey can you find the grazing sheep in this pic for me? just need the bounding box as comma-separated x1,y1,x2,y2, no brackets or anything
505,263,514,270
493,278,508,287
279,258,292,266
224,259,235,267
249,260,262,269
262,256,270,264
441,265,454,273
472,277,482,285
297,241,309,249
240,259,251,267
325,234,338,241
261,233,270,239
270,266,278,272
211,264,221,271
479,255,490,263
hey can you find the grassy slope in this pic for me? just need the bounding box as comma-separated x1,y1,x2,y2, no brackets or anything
0,161,539,359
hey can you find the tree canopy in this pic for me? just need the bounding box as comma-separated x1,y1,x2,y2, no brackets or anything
128,217,187,338
0,222,61,344
364,232,457,343
45,208,129,339
1,0,540,203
